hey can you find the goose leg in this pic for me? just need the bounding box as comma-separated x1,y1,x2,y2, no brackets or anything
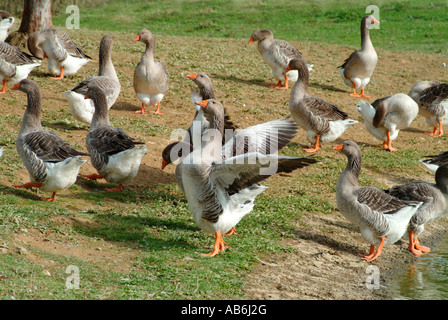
151,102,163,115
350,82,361,97
303,136,320,153
361,237,385,262
359,89,371,98
13,182,43,189
41,192,57,202
204,231,228,257
51,66,65,80
408,230,425,256
135,103,148,114
0,79,7,94
385,130,397,152
105,184,123,192
269,80,282,88
425,126,438,137
414,237,431,253
224,227,236,235
275,75,289,90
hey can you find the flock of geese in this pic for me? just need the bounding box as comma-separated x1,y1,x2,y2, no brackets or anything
1,10,448,261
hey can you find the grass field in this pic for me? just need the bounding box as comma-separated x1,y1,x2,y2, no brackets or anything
0,0,447,300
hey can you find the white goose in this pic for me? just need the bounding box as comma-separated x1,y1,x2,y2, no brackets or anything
356,94,419,151
339,15,379,98
0,11,14,42
64,35,121,124
0,41,40,93
334,140,422,262
181,98,318,256
133,28,168,115
81,84,148,192
27,28,91,79
12,79,88,202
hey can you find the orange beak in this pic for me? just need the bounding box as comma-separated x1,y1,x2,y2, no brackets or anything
332,144,343,152
186,74,197,81
11,83,20,90
133,34,140,41
195,100,208,109
372,18,380,24
161,159,168,170
285,65,291,72
248,37,254,45
84,94,88,99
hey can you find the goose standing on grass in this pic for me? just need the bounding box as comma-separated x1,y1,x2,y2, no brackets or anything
0,11,14,42
287,58,358,153
0,41,40,93
27,28,91,79
248,29,313,90
339,15,379,98
408,81,448,137
356,94,419,152
133,28,168,115
81,85,148,192
64,35,121,124
12,79,88,202
333,140,422,262
181,98,318,256
385,162,448,256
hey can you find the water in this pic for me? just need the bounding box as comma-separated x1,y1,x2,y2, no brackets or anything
389,236,448,300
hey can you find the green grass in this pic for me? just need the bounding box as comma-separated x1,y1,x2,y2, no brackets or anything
53,0,448,54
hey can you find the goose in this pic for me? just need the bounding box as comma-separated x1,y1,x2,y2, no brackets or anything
408,81,448,137
419,150,448,174
81,84,148,192
0,41,40,93
248,29,313,89
27,28,91,79
385,162,448,256
12,79,88,201
287,58,358,152
339,15,379,98
181,98,318,256
133,28,168,114
356,94,419,151
0,11,14,42
64,35,121,124
333,140,422,262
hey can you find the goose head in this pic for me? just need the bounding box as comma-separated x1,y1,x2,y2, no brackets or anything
133,28,155,48
248,29,273,44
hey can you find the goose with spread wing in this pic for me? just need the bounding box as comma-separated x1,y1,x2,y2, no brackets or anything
27,28,91,79
181,98,318,256
12,79,88,201
334,140,422,262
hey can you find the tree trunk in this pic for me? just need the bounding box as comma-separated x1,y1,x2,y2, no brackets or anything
7,0,53,49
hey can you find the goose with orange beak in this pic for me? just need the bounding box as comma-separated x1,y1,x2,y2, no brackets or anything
333,140,422,262
181,98,318,256
338,15,379,98
133,28,168,115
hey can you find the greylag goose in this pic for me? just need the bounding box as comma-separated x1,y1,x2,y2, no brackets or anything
356,94,419,151
385,162,448,256
334,140,422,262
287,58,358,152
248,29,312,89
0,41,40,93
64,35,121,124
0,11,14,42
339,15,379,98
420,150,448,174
133,28,168,115
12,79,88,201
81,84,148,191
181,98,318,256
27,28,91,79
408,81,448,137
